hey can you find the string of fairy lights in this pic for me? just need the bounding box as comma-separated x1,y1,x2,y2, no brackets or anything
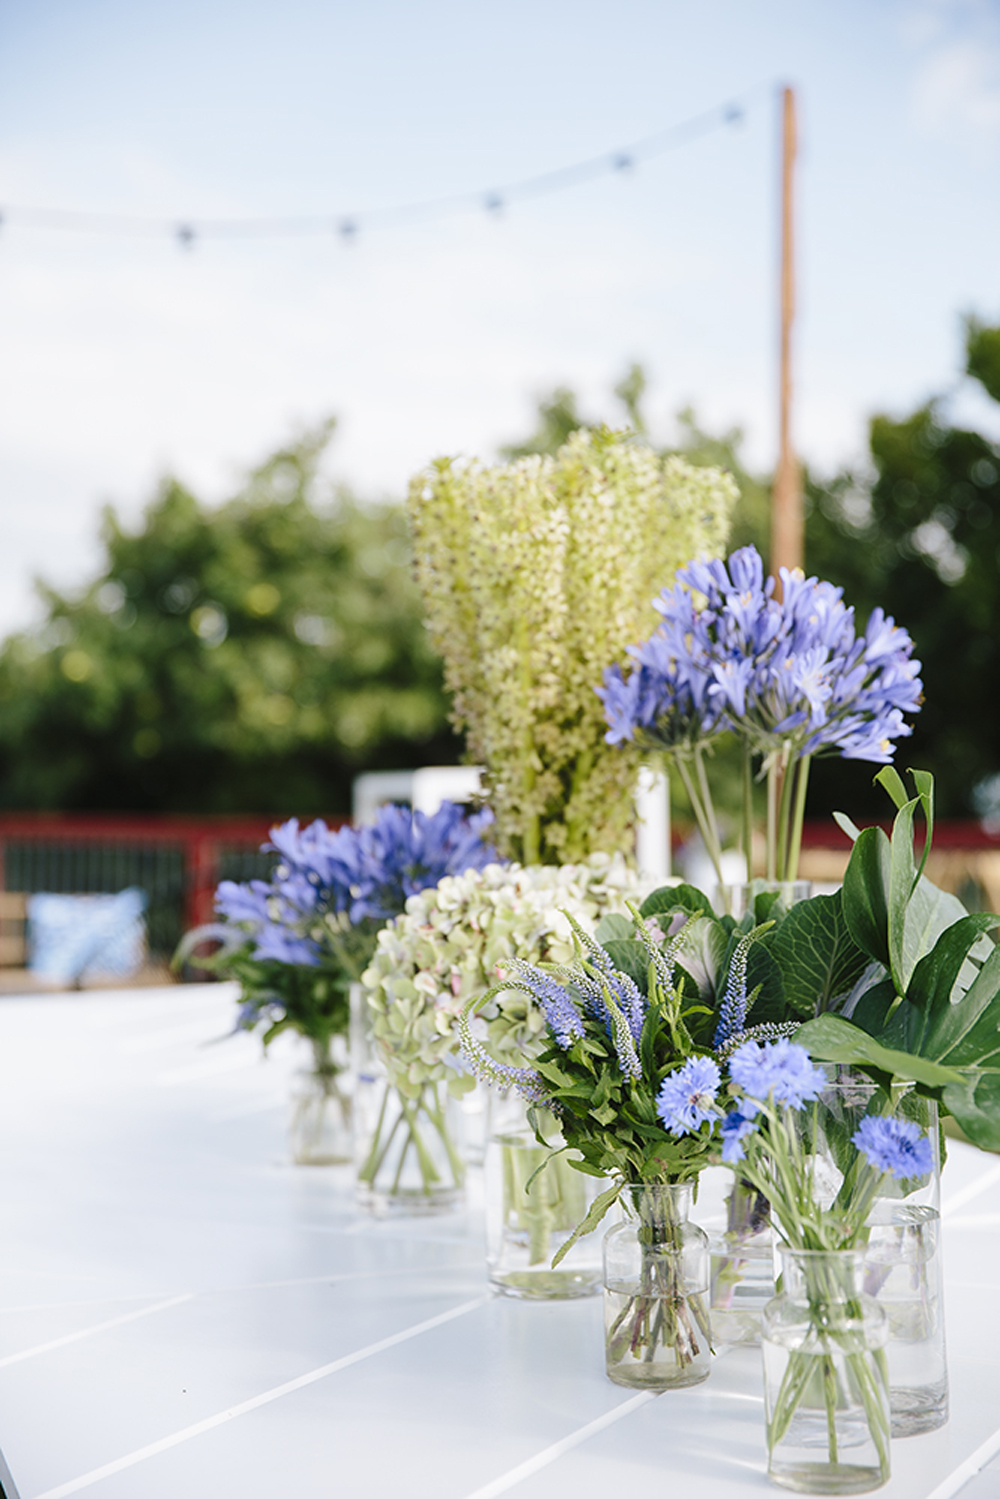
0,87,770,250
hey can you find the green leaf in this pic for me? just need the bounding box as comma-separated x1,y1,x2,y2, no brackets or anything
768,890,870,1019
833,811,862,842
902,914,1000,1052
669,916,727,1003
923,938,1000,1068
639,884,709,920
941,1073,1000,1152
849,976,898,1036
551,1180,624,1267
842,825,892,970
594,913,635,944
601,939,651,995
794,1014,964,1089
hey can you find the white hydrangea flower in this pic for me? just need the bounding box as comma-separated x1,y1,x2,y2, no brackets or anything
362,856,641,1095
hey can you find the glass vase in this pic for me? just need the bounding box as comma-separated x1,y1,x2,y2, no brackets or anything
709,1173,774,1347
763,1246,891,1494
602,1182,711,1390
350,982,465,1216
812,1076,947,1437
713,879,813,920
485,1092,606,1299
288,1035,352,1165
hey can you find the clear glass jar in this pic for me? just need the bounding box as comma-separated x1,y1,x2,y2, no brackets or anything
812,1075,947,1437
288,1035,352,1165
708,1173,774,1347
712,879,813,920
602,1182,711,1390
485,1092,606,1299
350,982,465,1216
763,1246,891,1494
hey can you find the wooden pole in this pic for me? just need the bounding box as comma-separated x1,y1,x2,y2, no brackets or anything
771,85,802,591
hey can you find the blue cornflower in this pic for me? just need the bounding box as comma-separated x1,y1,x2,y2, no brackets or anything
719,1105,760,1163
852,1116,933,1180
728,1038,826,1109
656,1055,721,1137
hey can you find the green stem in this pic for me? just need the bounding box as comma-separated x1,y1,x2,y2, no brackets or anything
786,754,811,885
357,1085,395,1186
741,742,755,881
766,760,778,881
775,745,796,881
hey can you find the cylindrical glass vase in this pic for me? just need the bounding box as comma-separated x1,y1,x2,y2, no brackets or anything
602,1182,711,1390
713,879,813,920
486,1092,606,1299
709,1173,774,1347
288,1036,352,1165
762,1246,891,1494
350,983,465,1217
811,1076,947,1437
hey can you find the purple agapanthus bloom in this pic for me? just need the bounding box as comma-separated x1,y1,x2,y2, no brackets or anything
596,544,922,768
852,1116,933,1180
729,1038,826,1109
214,801,500,969
657,1055,721,1136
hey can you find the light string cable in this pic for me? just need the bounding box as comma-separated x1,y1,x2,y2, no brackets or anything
0,83,771,248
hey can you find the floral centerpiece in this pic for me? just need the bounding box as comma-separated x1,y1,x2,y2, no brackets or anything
361,854,639,1237
408,429,737,864
197,801,498,1164
458,902,785,1385
673,1036,934,1492
598,544,923,889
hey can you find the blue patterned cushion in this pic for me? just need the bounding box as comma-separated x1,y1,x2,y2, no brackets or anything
27,888,148,984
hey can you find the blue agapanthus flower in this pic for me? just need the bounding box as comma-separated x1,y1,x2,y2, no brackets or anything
729,1038,826,1109
657,1055,721,1137
214,801,500,969
852,1115,934,1181
595,544,922,767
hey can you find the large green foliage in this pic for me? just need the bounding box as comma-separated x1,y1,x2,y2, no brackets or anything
0,423,457,813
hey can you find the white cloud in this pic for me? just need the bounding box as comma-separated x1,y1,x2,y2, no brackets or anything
906,0,1000,145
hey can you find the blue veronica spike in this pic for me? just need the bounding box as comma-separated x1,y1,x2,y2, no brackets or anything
458,1007,549,1104
500,959,585,1049
713,924,770,1049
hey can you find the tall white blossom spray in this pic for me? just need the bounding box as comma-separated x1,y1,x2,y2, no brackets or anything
408,429,737,864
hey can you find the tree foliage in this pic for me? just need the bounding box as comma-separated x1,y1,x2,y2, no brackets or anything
0,423,457,813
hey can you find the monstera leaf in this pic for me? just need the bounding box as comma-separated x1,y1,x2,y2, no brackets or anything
842,768,981,994
797,770,1000,1148
796,911,1000,1148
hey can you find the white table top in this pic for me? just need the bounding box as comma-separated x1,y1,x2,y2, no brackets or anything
0,983,998,1499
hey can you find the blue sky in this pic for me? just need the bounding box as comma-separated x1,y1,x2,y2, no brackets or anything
1,0,999,633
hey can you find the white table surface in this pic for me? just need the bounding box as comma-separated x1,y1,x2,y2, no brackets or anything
0,983,999,1499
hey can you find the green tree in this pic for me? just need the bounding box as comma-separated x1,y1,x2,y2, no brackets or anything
0,422,458,813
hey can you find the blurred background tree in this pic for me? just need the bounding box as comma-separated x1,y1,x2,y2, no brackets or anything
0,421,458,813
3,320,998,822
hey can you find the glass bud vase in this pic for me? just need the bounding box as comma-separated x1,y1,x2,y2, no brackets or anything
762,1247,891,1494
813,1076,948,1437
485,1091,606,1299
603,1182,711,1390
350,983,466,1217
288,1035,352,1165
713,879,813,921
709,1173,774,1347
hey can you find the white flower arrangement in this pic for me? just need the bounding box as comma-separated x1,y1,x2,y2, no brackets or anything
361,854,641,1096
